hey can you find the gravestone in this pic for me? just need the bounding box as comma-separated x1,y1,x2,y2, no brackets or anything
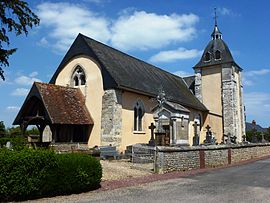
6,141,12,149
204,125,216,145
42,125,52,142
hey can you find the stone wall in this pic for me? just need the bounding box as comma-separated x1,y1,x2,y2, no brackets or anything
231,145,270,163
101,89,122,148
205,148,228,168
154,143,270,174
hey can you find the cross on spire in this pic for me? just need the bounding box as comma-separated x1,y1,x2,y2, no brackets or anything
214,7,218,26
211,8,222,40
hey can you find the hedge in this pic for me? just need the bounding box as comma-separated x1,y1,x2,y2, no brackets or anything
0,149,102,201
0,136,27,150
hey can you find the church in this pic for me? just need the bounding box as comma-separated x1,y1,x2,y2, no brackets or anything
13,19,246,152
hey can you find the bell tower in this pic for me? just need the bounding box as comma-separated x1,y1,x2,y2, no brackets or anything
194,10,245,143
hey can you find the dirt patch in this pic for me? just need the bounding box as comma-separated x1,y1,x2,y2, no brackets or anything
101,159,152,181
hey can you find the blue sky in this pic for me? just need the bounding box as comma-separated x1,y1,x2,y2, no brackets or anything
0,0,270,128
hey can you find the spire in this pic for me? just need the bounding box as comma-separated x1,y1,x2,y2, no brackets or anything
211,8,222,40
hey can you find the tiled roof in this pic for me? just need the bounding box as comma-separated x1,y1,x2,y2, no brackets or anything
183,76,195,94
50,34,208,112
13,82,93,125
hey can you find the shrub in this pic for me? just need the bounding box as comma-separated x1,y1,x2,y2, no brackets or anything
0,149,102,201
0,136,27,150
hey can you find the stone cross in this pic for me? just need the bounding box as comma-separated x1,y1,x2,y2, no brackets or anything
206,125,211,132
192,121,199,146
148,123,156,146
193,121,198,135
205,125,212,144
157,88,166,108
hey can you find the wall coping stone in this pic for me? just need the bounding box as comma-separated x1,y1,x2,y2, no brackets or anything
156,143,270,152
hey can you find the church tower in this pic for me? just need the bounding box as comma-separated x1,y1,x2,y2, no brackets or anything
194,11,245,143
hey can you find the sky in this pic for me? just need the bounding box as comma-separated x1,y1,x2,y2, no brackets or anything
0,0,270,128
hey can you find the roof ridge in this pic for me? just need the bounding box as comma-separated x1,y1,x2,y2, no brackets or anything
80,34,185,81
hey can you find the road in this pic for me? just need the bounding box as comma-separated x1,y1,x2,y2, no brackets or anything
30,158,270,203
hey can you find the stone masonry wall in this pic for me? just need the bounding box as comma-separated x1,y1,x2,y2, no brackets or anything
101,89,122,148
155,143,270,174
194,69,202,102
205,149,228,168
231,145,270,163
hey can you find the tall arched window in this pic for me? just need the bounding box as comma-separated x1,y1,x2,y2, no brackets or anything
71,66,86,87
134,100,145,131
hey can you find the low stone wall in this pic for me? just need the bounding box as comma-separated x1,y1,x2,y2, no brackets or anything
154,143,270,174
131,144,155,164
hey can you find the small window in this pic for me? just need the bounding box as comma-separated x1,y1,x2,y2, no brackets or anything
74,76,79,86
133,100,145,132
215,50,221,60
204,52,210,61
71,66,86,87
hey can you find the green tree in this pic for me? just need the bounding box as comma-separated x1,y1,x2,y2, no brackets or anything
0,121,6,137
0,0,39,80
6,126,22,136
25,126,39,135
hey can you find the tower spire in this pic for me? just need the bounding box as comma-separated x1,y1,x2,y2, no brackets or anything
211,8,222,40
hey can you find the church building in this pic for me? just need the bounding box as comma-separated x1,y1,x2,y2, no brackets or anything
13,19,245,152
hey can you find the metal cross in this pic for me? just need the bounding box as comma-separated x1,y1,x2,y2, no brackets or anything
214,7,218,26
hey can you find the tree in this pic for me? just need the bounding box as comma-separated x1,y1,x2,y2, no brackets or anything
6,126,22,136
0,0,39,80
0,121,6,137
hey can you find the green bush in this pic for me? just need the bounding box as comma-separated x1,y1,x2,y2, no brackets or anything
0,136,27,150
0,149,102,201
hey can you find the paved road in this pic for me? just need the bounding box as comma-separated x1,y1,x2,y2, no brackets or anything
31,158,270,203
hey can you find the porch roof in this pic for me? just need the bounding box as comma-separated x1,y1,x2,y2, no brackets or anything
13,82,93,125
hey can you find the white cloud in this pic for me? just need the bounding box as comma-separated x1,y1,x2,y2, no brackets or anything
245,69,270,77
29,71,38,77
14,73,41,86
11,88,29,96
242,68,270,87
173,70,193,77
37,3,199,52
244,92,270,126
242,77,254,87
6,106,20,112
82,0,109,4
149,48,202,63
217,7,232,16
111,11,199,51
37,2,111,52
217,7,239,17
37,37,49,47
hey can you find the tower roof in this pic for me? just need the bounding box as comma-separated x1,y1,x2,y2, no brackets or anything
194,12,241,70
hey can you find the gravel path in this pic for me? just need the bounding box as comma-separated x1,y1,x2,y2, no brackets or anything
100,160,152,181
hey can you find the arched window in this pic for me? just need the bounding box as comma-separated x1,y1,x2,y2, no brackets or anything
204,52,210,61
215,50,221,60
133,100,145,131
71,66,86,87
